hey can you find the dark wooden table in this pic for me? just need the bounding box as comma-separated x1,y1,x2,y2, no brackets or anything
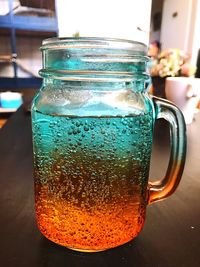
0,108,200,267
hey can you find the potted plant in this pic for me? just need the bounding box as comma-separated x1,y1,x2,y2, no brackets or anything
150,48,196,98
150,48,199,124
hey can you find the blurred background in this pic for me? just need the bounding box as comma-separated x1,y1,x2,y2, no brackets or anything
0,0,200,126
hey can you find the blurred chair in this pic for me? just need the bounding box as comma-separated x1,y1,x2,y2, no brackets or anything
195,49,200,78
195,49,200,109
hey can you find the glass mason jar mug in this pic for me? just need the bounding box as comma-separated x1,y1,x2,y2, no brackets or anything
31,38,186,252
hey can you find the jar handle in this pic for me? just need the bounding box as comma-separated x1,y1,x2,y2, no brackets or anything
148,96,187,204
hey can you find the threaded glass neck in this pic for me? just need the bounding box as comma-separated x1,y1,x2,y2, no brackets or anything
40,37,150,84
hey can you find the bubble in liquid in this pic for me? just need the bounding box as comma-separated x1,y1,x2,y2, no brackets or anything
76,121,81,127
84,126,89,131
68,129,73,135
82,192,86,198
101,129,106,134
73,129,78,135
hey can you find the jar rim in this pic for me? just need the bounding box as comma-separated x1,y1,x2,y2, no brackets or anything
41,37,147,54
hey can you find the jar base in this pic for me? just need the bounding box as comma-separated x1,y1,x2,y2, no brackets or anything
66,246,105,253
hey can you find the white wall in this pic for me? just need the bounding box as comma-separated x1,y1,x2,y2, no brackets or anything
190,0,200,65
56,0,152,45
160,0,193,51
160,0,200,65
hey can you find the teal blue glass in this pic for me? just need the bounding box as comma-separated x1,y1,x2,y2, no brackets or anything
31,38,186,252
